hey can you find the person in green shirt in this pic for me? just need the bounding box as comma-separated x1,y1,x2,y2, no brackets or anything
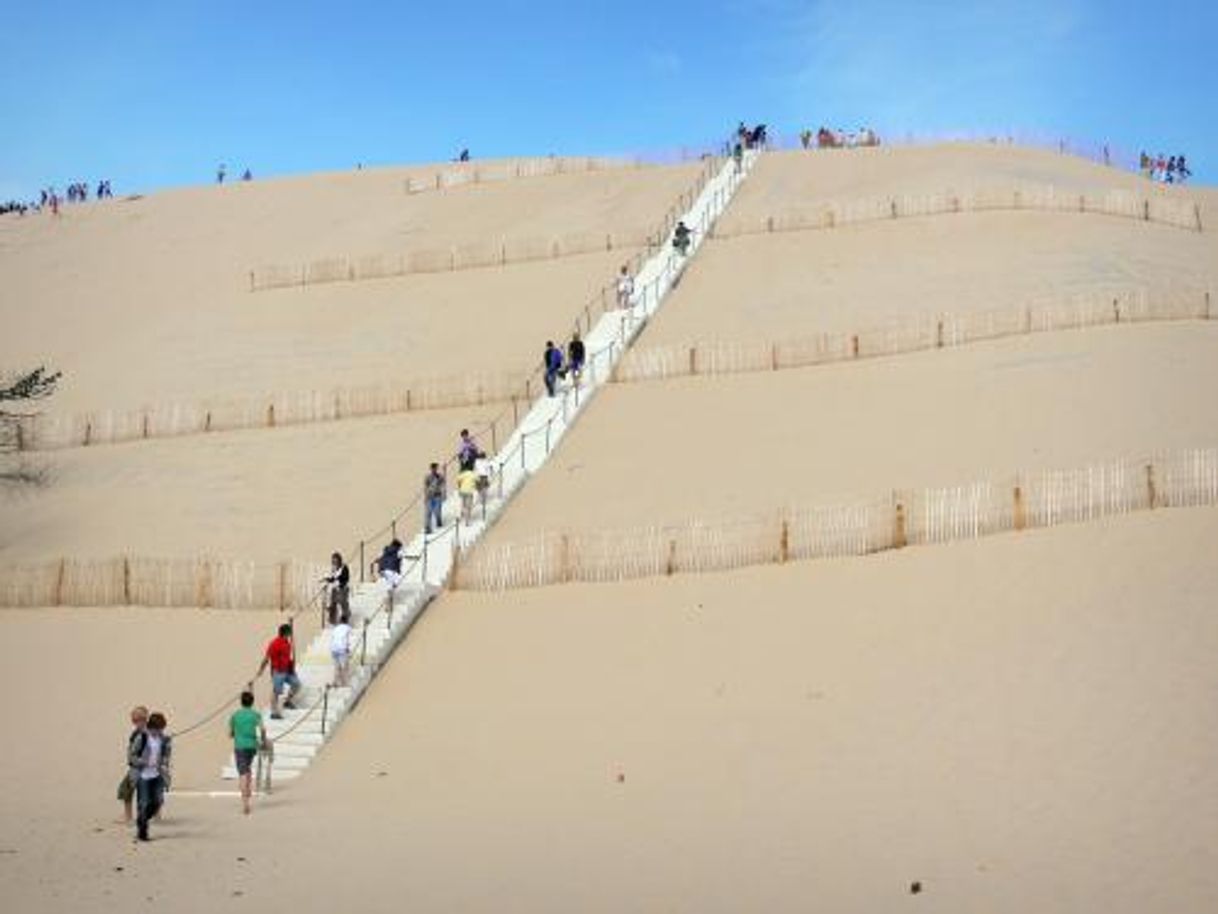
229,691,266,815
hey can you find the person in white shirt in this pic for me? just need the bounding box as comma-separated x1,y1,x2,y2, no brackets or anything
474,455,494,517
616,265,635,309
331,613,353,686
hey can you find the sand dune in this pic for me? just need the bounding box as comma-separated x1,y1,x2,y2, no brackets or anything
484,323,1218,540
0,160,699,413
2,510,1215,913
0,404,501,564
0,142,1215,912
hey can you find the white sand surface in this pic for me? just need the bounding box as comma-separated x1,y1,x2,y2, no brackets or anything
485,323,1218,539
1,510,1215,913
0,405,500,564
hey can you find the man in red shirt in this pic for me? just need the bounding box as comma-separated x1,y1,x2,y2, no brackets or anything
256,623,301,720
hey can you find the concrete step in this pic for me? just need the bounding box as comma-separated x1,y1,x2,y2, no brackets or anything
221,765,302,782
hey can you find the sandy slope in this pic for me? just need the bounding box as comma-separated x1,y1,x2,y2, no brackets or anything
0,404,500,564
646,148,1218,345
483,323,1218,540
0,144,1215,912
0,160,699,413
2,510,1215,913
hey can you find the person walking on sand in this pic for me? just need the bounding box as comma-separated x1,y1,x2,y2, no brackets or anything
217,163,227,184
322,551,350,625
544,341,564,397
229,691,265,816
330,613,352,687
257,623,300,720
616,265,635,308
134,712,171,842
456,464,478,523
117,705,149,824
424,463,446,532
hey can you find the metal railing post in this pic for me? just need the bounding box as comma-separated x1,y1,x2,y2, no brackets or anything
321,685,331,737
359,541,365,583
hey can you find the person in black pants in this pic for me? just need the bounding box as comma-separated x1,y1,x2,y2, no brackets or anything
323,552,350,625
133,712,172,842
567,332,586,383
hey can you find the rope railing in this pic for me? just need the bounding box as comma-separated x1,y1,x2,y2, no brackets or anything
612,285,1214,385
165,583,327,743
455,448,1218,591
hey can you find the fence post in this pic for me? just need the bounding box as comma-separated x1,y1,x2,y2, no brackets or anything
560,534,571,583
1113,298,1120,323
267,404,276,428
892,501,907,549
890,199,898,219
321,686,330,737
14,420,23,452
688,346,697,376
84,421,92,446
851,335,860,359
123,556,131,604
450,533,460,591
1013,485,1026,531
771,342,779,371
1143,199,1150,221
278,562,288,611
778,520,790,563
359,541,365,584
665,539,677,576
1146,463,1157,509
936,320,944,348
53,557,66,606
141,412,150,439
1206,290,1212,320
1195,203,1203,233
1078,194,1086,213
545,418,552,453
360,620,369,666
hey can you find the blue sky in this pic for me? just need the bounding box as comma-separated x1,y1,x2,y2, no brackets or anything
1,0,1214,199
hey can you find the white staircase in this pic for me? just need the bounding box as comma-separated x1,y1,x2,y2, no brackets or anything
222,148,759,784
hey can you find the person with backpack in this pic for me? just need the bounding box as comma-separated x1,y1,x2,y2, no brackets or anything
117,705,149,824
457,429,482,472
229,691,265,816
133,711,172,841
